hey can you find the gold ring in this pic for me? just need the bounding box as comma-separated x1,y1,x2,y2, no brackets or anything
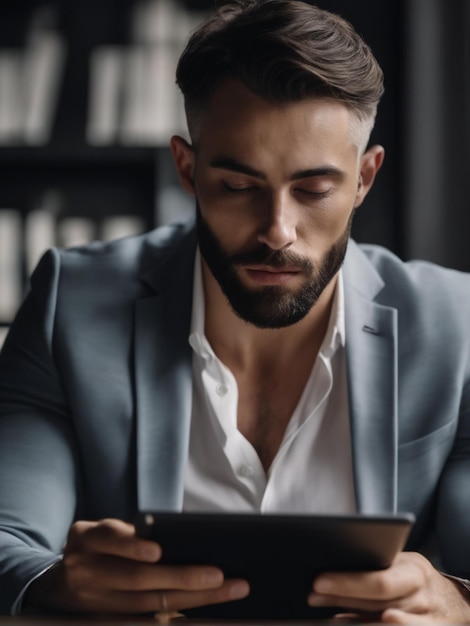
155,592,184,623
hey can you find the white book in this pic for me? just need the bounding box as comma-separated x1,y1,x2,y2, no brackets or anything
132,0,179,45
172,8,209,140
58,217,95,248
87,46,125,145
24,209,57,275
0,51,23,144
0,209,22,319
0,326,9,349
173,78,188,139
120,43,179,145
101,215,145,241
22,31,66,145
121,2,210,146
120,46,151,144
144,43,178,142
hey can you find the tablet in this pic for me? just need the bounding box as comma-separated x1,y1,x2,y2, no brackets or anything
135,511,414,619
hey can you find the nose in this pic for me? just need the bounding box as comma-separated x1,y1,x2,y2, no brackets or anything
257,191,297,250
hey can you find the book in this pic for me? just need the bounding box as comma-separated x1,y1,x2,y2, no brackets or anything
58,217,96,248
0,326,9,349
24,208,57,275
87,46,125,145
101,215,145,241
0,51,23,144
0,209,22,320
22,30,66,145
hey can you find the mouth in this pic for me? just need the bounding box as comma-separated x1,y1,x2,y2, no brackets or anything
243,265,302,286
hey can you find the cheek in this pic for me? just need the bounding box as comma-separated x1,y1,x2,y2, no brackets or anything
197,195,258,253
299,196,355,244
196,181,260,231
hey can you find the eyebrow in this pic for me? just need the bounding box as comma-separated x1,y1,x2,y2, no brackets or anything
210,157,267,179
209,156,345,181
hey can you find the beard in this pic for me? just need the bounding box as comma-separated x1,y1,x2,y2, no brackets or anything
196,202,352,329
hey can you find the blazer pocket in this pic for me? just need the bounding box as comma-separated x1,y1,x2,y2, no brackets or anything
398,419,457,463
397,420,457,514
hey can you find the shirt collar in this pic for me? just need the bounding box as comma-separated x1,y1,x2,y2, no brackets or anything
189,248,211,359
321,268,345,358
189,247,345,359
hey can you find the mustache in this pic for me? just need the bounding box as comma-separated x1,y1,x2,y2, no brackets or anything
229,245,313,271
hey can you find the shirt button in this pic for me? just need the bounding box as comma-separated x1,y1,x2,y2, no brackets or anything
239,465,253,478
216,383,228,396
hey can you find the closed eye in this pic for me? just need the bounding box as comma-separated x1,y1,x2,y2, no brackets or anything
296,188,332,199
223,182,257,193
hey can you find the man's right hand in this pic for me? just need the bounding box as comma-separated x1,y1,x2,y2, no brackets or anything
24,518,250,614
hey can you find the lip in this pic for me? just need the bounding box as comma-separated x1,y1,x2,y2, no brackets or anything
244,265,301,285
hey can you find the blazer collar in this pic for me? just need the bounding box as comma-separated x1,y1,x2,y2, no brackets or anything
343,241,398,514
343,239,385,301
134,221,197,512
139,220,198,294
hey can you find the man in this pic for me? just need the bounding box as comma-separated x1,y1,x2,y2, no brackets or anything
0,0,469,622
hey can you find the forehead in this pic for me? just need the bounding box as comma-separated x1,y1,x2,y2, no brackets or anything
195,79,359,167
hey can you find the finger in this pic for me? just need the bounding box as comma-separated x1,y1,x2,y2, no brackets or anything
381,608,440,624
161,579,250,612
70,557,226,592
331,613,363,623
69,579,250,614
308,591,396,614
128,563,225,592
332,612,381,623
313,554,423,601
66,519,161,562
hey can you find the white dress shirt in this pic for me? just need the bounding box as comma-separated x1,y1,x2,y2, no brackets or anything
184,249,356,514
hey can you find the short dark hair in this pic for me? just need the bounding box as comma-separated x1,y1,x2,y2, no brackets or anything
176,0,384,139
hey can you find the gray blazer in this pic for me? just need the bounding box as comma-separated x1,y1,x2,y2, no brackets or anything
0,219,469,613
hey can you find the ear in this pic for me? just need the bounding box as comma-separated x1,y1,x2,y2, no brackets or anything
170,135,196,196
354,144,385,208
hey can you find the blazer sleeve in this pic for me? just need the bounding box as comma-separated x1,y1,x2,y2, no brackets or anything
0,249,79,614
436,382,470,579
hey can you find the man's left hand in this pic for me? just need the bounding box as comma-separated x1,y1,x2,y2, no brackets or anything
308,551,470,623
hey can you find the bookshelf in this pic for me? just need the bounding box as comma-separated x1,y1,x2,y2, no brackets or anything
0,0,208,335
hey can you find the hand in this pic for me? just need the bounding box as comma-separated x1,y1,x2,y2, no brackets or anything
308,551,470,623
24,518,249,614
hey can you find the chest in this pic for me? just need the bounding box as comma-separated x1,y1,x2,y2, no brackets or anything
235,384,302,471
185,347,355,513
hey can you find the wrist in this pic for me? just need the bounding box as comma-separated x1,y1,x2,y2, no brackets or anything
442,573,470,602
23,561,65,613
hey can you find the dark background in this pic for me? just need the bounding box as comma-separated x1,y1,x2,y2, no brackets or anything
0,0,468,330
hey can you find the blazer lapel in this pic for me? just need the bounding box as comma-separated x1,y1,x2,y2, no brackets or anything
343,242,398,514
134,226,196,512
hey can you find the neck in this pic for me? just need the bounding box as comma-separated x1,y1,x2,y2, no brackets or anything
201,258,338,371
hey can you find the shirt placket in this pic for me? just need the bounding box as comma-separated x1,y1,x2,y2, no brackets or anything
203,353,267,505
